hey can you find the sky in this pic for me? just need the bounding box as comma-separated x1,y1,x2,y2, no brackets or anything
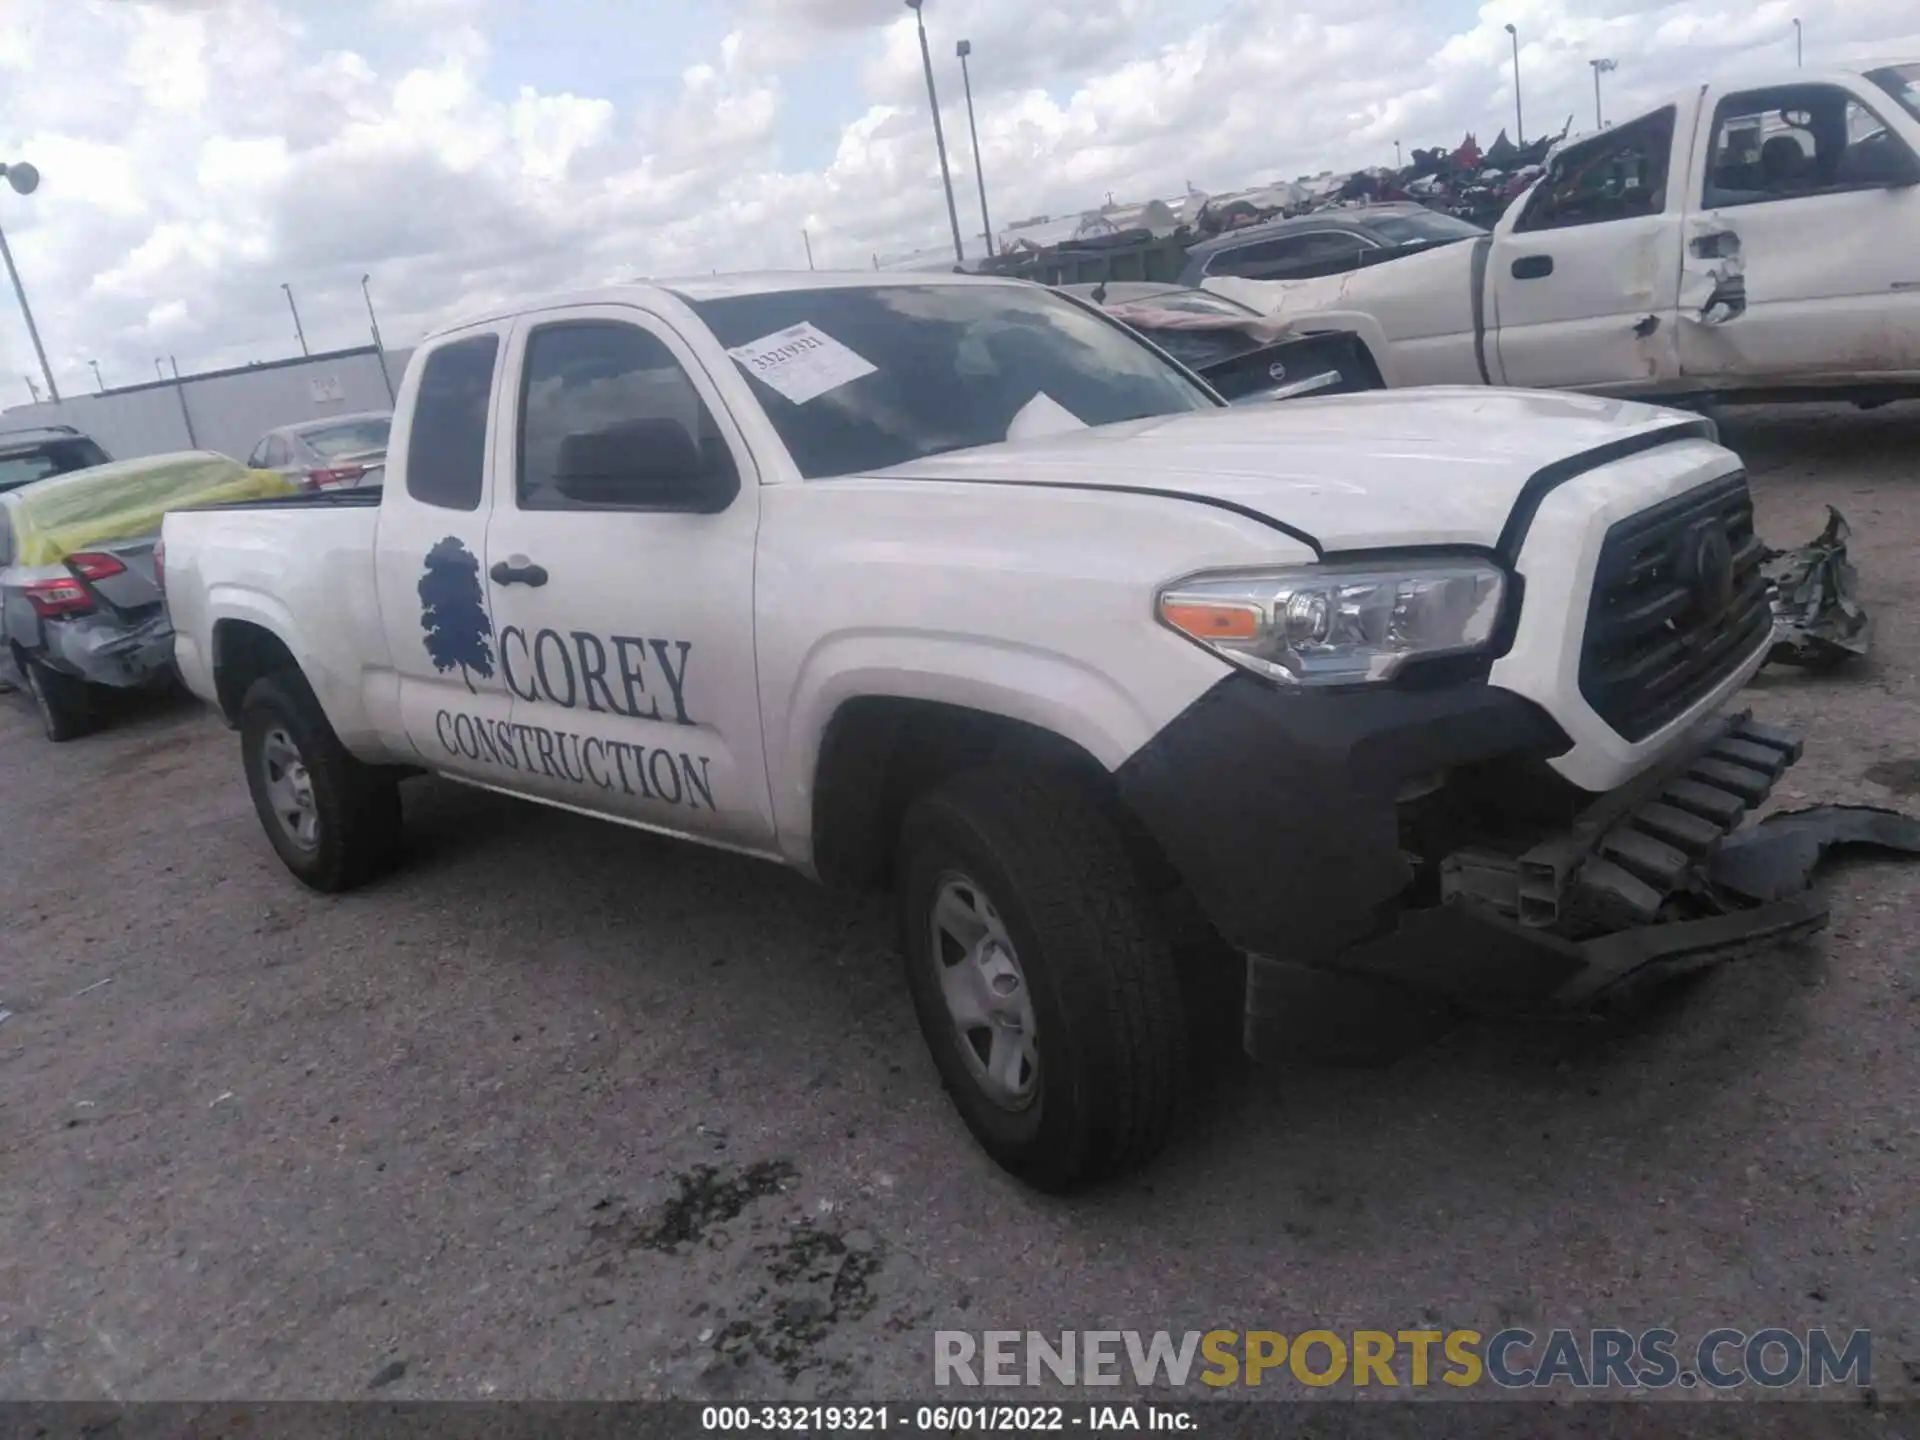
0,0,1913,401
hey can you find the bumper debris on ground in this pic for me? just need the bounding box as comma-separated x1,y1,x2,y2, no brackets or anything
1763,507,1871,670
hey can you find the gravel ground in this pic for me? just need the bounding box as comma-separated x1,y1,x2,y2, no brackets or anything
0,404,1916,1405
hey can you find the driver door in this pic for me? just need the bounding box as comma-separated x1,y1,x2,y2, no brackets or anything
481,304,777,851
1489,105,1685,391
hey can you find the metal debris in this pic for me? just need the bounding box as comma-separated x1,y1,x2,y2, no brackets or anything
1763,507,1871,670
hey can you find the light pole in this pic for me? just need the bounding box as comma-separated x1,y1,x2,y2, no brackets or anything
905,0,965,265
89,360,104,393
282,281,309,357
956,39,994,256
1504,23,1524,145
1792,18,1802,67
361,273,393,401
1590,58,1616,129
1395,139,1403,169
0,161,59,404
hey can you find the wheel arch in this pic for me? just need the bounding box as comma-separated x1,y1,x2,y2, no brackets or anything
809,695,1180,898
211,616,305,727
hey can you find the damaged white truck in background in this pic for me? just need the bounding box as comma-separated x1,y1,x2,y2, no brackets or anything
1205,62,1920,407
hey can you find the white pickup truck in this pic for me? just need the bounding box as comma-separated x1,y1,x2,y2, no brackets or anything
159,272,1820,1191
1208,61,1920,406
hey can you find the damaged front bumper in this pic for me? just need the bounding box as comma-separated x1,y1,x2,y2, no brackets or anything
1419,709,1819,1006
1235,710,1826,1052
1113,673,1913,1062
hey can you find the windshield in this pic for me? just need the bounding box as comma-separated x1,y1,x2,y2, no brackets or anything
1866,64,1920,124
1365,211,1488,245
685,283,1219,479
302,417,391,458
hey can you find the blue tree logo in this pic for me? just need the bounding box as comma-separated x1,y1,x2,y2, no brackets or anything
418,536,495,693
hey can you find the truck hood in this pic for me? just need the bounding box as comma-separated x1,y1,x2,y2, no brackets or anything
858,387,1714,552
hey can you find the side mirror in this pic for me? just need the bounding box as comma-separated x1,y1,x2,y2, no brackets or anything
554,418,736,512
1842,134,1920,189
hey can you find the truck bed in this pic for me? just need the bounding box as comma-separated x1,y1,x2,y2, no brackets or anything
161,498,396,754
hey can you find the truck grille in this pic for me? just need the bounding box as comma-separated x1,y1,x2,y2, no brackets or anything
1579,474,1771,744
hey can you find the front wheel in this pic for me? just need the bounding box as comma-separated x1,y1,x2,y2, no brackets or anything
239,672,402,892
898,765,1189,1192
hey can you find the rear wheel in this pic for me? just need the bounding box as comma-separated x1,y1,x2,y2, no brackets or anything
898,765,1189,1192
240,671,402,892
22,655,89,743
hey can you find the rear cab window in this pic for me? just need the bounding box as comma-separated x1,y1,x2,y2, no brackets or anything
405,334,500,511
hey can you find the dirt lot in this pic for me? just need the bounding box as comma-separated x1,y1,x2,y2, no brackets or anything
1,404,1917,1404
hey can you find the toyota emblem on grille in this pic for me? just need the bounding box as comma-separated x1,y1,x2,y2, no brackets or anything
1680,520,1736,619
1267,361,1288,383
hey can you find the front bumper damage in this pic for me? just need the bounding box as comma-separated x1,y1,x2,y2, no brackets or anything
1114,675,1920,1062
1431,711,1818,1001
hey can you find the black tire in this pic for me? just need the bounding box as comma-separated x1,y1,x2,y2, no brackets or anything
22,655,89,743
239,670,402,892
898,764,1189,1192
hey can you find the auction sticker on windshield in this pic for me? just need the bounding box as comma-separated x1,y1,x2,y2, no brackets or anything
726,322,877,404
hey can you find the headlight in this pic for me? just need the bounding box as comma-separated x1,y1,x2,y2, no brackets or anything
1157,559,1507,685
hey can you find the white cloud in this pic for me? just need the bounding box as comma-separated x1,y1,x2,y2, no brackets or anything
0,0,1914,402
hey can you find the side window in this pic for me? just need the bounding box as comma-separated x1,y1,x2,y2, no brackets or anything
263,436,291,467
1280,231,1375,278
1209,232,1377,281
406,334,500,512
1705,85,1917,204
516,320,740,513
1516,106,1676,232
246,437,271,467
1203,238,1299,279
0,508,12,568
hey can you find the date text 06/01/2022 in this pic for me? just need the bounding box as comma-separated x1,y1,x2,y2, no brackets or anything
699,1404,1195,1431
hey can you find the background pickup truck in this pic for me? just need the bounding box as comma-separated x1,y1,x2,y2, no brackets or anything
1206,61,1920,407
162,272,1810,1191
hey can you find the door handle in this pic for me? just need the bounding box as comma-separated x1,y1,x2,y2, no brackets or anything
1511,254,1554,280
489,557,549,587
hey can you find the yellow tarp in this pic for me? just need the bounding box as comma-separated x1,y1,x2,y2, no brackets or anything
11,451,297,567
